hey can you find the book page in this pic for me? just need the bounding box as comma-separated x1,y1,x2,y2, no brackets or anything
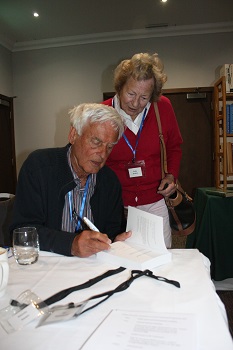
81,310,196,350
126,206,166,251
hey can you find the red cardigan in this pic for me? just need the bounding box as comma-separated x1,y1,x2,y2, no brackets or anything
103,96,183,206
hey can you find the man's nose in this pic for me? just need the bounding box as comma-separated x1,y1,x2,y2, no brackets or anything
96,144,109,159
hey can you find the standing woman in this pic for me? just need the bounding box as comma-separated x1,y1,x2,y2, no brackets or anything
103,52,183,248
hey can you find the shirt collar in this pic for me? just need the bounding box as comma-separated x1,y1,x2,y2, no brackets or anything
113,95,150,135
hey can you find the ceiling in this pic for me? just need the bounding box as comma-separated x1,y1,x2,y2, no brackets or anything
1,0,233,49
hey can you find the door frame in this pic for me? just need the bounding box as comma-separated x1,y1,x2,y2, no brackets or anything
0,93,17,193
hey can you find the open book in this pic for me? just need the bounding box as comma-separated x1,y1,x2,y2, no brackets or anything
97,206,171,270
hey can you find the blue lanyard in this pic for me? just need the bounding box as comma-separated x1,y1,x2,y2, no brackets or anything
112,98,147,162
68,176,90,232
123,108,147,162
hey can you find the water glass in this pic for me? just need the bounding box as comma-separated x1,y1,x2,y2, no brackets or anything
12,227,39,265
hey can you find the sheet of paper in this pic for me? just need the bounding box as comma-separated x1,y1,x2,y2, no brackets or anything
126,206,166,250
81,309,196,350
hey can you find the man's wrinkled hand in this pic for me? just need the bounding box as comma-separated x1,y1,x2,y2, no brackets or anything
114,230,132,242
71,230,111,257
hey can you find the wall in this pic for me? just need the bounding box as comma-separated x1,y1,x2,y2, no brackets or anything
12,31,233,172
0,44,13,97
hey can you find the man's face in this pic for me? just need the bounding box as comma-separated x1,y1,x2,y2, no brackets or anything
69,120,118,178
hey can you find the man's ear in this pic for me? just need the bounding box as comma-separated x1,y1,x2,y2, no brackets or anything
68,126,77,144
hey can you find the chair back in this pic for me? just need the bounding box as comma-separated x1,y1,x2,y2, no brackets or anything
0,193,15,246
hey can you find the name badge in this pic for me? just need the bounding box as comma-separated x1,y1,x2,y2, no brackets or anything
125,160,146,178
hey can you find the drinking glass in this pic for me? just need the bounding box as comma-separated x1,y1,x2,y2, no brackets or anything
12,227,39,265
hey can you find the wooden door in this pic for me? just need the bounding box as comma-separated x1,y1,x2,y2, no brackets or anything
0,94,17,194
163,87,214,197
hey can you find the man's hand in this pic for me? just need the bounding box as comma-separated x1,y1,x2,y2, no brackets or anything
114,230,132,242
71,230,111,257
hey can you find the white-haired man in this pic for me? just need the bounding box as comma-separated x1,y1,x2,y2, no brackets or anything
11,103,131,257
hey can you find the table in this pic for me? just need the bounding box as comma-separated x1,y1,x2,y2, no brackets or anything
0,249,232,350
186,187,233,281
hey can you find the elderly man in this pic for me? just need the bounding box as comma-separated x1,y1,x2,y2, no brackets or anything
11,103,131,257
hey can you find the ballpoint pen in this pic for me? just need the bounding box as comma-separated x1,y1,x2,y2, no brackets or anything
83,217,99,232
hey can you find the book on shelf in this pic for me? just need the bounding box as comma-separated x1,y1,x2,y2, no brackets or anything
230,104,233,134
205,187,233,197
226,104,230,134
226,103,233,134
97,206,171,270
227,142,233,174
220,64,233,93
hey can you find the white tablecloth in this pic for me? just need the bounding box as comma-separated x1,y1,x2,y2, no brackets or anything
0,249,232,350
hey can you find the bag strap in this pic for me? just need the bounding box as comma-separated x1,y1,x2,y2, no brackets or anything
154,102,184,195
154,102,167,178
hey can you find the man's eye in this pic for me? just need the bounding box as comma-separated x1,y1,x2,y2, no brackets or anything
107,144,114,151
91,139,101,146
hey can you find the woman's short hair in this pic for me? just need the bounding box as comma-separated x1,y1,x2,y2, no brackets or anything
114,53,167,102
69,103,125,140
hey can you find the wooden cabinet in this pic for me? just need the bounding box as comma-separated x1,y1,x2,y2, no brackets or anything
214,76,233,189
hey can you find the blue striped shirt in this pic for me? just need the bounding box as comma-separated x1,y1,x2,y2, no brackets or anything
62,147,96,232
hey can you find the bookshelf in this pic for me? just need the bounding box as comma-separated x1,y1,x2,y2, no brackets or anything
214,76,233,189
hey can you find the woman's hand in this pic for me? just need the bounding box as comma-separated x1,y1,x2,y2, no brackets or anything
157,174,176,197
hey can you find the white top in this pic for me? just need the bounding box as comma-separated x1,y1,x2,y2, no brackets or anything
0,249,232,350
113,95,151,135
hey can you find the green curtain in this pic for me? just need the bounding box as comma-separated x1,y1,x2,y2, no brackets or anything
186,188,233,281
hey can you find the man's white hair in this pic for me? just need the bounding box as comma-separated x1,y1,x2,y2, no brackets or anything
69,103,125,141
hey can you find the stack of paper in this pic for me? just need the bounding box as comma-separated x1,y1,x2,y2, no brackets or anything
97,206,171,270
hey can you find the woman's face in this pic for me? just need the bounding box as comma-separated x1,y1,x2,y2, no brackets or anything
119,76,154,120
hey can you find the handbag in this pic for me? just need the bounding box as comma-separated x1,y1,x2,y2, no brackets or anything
154,103,196,236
